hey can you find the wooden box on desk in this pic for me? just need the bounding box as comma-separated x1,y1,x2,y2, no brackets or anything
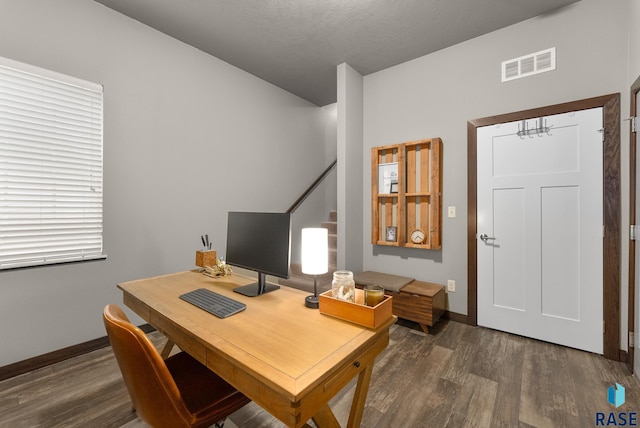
195,250,217,268
319,289,393,329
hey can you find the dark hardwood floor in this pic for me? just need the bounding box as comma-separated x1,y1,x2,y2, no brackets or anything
1,319,638,427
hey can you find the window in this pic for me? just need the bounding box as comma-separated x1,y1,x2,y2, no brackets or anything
0,57,104,270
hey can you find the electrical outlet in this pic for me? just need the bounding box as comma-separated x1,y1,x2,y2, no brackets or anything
448,206,456,218
447,279,455,292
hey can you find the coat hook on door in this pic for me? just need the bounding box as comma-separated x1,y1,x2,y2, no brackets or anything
517,117,553,139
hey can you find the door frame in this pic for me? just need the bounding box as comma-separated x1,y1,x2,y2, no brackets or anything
467,93,621,361
629,77,640,372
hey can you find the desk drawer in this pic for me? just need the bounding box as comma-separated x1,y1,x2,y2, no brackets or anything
321,334,385,394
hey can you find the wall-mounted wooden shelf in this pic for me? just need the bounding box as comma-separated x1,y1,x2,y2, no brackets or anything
371,138,442,250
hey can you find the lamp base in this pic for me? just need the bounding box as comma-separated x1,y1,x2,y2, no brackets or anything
305,295,319,309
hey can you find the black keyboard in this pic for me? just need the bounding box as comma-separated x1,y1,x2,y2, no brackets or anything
179,288,246,318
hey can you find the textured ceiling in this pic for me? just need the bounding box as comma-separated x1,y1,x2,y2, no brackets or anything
93,0,581,106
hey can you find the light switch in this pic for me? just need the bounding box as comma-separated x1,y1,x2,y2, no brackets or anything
448,206,456,218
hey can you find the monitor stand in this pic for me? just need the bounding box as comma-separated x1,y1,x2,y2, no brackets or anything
233,272,280,297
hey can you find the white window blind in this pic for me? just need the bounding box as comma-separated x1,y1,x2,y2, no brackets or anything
0,57,104,270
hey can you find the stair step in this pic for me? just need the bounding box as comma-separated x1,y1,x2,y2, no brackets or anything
321,221,337,235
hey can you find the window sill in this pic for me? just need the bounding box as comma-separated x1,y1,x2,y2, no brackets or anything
0,255,108,272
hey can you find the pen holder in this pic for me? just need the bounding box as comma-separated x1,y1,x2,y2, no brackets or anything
195,250,217,268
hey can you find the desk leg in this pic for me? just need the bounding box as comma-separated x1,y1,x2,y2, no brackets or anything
311,404,340,428
160,339,174,359
346,363,374,428
310,363,374,428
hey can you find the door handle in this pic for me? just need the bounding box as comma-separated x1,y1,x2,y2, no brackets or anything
480,234,496,242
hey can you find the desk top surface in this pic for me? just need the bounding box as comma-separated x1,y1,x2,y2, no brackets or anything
118,270,395,400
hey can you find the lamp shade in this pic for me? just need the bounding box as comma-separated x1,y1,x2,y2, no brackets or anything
301,228,328,275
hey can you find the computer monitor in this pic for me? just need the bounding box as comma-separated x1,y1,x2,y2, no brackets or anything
225,211,291,297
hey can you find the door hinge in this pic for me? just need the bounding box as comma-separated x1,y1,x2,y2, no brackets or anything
603,321,606,334
625,116,637,133
630,331,635,348
632,225,638,241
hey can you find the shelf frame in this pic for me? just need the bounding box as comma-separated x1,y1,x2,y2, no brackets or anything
371,138,442,250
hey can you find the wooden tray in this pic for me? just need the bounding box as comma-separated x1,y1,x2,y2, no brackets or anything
319,289,393,329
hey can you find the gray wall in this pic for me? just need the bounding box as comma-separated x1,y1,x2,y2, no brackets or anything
361,0,630,335
337,64,364,272
0,0,334,367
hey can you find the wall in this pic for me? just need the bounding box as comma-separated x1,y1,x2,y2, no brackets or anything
337,64,364,272
0,0,332,367
323,103,339,216
289,104,338,264
362,0,630,334
630,0,640,80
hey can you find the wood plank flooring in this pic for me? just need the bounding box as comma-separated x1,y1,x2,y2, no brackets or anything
1,319,639,427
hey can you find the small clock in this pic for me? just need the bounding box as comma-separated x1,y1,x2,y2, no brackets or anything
410,228,425,244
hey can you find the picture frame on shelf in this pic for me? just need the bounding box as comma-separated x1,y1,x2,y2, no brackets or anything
389,181,398,193
385,226,397,242
378,162,398,194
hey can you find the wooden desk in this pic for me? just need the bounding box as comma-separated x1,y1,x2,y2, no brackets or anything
118,271,396,428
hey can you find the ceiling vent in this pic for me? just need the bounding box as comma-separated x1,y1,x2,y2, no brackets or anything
501,47,556,82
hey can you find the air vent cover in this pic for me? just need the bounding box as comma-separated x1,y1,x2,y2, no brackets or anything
502,47,556,82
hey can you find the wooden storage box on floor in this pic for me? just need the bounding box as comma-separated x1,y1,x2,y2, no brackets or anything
391,281,444,333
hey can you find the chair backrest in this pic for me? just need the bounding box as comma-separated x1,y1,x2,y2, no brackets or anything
103,304,194,427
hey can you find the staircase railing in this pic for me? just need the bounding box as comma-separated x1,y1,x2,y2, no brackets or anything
286,159,337,214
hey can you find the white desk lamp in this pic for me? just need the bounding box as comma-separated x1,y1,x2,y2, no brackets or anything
301,227,329,309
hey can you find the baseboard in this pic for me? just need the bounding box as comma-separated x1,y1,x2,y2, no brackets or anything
0,324,155,382
620,349,628,364
444,310,468,325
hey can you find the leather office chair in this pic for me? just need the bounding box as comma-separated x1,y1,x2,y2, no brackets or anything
103,304,250,428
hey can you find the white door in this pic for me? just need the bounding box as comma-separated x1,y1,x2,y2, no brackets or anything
477,108,603,354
